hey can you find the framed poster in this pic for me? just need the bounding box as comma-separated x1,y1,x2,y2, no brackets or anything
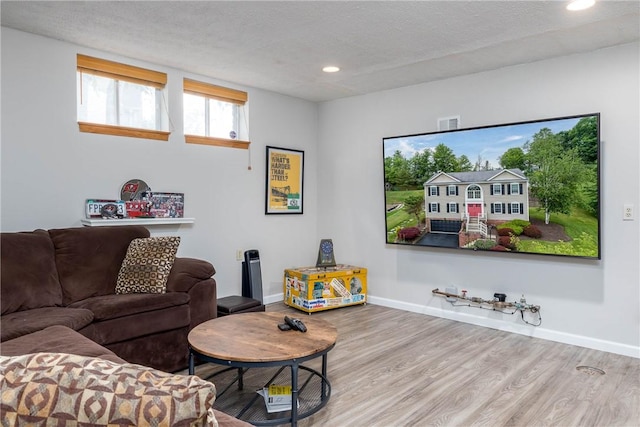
265,146,304,214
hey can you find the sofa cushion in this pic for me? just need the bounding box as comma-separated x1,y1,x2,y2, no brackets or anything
105,327,190,372
0,325,124,364
1,230,62,315
116,236,180,294
79,304,190,346
68,292,190,321
49,226,150,305
0,352,218,426
0,307,94,342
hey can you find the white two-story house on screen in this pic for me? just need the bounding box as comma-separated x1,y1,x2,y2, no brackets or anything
423,169,529,237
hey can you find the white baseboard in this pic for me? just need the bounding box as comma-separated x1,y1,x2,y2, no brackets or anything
367,295,640,359
264,294,286,305
265,293,639,359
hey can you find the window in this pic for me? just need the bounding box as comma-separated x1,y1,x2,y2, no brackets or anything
447,185,458,196
429,186,439,196
493,203,504,214
492,184,502,195
183,79,249,149
510,183,520,195
511,203,521,214
429,203,440,213
448,203,458,213
77,54,169,140
467,185,481,199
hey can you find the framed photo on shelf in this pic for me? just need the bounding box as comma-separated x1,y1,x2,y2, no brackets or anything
265,146,304,214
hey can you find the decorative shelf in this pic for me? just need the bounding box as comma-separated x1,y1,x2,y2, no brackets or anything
81,218,195,227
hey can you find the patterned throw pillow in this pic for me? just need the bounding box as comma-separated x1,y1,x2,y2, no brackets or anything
115,236,180,294
0,352,218,426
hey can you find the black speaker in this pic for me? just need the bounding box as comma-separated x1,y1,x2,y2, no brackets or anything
242,249,263,303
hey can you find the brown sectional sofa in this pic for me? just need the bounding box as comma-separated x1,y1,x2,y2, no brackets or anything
1,325,250,426
0,225,254,426
0,225,217,372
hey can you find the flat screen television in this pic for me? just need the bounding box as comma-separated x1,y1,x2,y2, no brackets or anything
383,113,600,259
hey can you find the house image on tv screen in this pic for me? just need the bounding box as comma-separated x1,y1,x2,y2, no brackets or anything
424,169,529,238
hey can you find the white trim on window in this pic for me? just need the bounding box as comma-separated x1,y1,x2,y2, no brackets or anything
467,184,481,199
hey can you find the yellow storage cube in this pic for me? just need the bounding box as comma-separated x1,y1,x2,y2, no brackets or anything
284,265,367,313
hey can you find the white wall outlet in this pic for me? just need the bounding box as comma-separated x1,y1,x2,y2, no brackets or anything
623,204,634,221
236,249,243,261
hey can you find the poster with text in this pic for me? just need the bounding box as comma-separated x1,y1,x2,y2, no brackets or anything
265,146,304,214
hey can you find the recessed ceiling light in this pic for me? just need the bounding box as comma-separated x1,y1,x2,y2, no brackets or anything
322,66,340,73
567,0,595,11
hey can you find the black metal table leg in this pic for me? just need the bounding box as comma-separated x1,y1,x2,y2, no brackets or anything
238,367,244,390
189,351,195,375
290,362,299,427
321,353,328,401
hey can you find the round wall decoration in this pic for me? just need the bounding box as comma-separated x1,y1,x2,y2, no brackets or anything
120,179,151,201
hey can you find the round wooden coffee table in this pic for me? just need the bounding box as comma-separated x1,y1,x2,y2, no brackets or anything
188,312,337,426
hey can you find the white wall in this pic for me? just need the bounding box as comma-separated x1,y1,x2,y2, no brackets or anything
318,42,640,357
0,28,320,298
3,27,638,358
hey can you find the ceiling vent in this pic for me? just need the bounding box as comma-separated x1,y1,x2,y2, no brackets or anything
438,116,460,131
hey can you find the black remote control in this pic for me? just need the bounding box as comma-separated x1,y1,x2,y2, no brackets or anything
284,315,307,332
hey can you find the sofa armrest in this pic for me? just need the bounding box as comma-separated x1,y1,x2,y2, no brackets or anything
166,257,215,293
166,257,217,329
187,279,217,330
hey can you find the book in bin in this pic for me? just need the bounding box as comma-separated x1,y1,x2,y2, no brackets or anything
256,385,299,413
267,384,291,403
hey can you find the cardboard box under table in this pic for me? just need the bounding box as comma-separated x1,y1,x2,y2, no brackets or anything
284,265,367,313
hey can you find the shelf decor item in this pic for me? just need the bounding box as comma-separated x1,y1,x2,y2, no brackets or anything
149,193,184,218
121,178,153,218
85,199,126,219
120,179,151,201
315,239,336,268
265,146,304,214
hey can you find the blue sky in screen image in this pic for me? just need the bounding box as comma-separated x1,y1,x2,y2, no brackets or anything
384,117,583,168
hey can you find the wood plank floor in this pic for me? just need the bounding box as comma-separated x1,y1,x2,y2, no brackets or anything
193,303,640,427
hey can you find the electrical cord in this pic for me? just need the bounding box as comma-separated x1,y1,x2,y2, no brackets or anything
520,309,542,326
448,300,542,326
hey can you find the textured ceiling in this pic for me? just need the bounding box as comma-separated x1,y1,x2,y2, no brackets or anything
2,1,639,102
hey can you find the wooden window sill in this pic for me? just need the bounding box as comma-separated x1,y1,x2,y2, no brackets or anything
185,134,250,149
79,122,170,141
